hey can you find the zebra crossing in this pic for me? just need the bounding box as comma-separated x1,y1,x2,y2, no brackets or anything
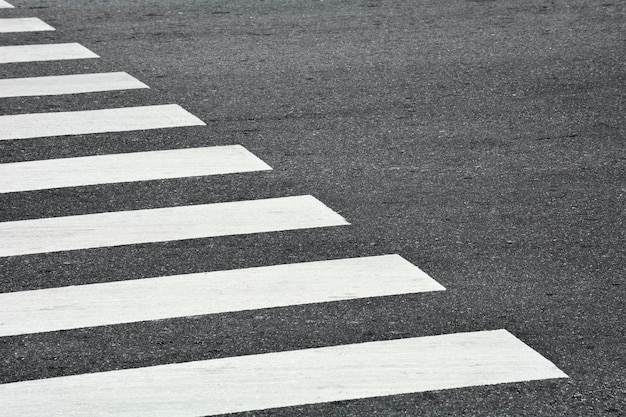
0,42,99,63
0,145,270,192
0,2,567,416
1,330,566,417
0,72,148,98
0,195,349,257
0,254,444,337
0,104,205,140
0,17,54,33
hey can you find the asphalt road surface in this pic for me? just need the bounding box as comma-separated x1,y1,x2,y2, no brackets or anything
0,0,624,416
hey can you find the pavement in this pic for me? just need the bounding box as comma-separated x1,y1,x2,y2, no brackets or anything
0,0,624,416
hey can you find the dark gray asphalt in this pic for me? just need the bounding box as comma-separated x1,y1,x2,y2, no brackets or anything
0,0,624,416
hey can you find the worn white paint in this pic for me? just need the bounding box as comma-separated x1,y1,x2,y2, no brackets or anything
0,0,13,8
0,145,271,193
0,43,98,64
0,104,205,141
0,330,567,416
0,18,55,33
0,195,349,257
0,72,148,98
0,254,443,336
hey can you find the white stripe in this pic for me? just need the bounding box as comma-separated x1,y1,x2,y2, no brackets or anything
0,195,348,257
0,104,205,141
0,145,271,193
0,72,148,98
0,0,13,8
0,254,443,336
0,18,55,33
0,43,98,64
0,330,567,416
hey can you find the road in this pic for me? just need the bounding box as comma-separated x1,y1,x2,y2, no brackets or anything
0,0,624,415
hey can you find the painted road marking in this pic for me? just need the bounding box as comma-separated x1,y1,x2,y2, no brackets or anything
0,43,98,64
0,145,272,193
0,72,148,98
0,0,13,8
0,195,349,257
0,254,443,336
0,104,205,141
0,18,55,33
0,330,567,416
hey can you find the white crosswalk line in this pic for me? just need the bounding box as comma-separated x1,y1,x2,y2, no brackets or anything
0,17,55,33
0,43,98,64
0,72,148,98
0,104,205,140
0,330,567,417
0,0,13,8
0,254,443,336
0,145,272,193
0,195,349,257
